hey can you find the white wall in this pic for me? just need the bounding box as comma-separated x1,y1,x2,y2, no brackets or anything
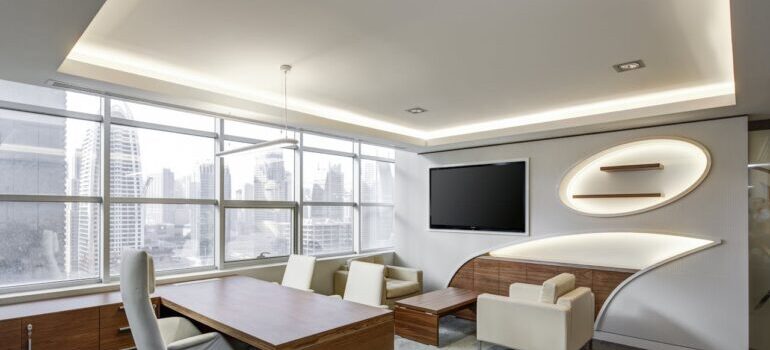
394,117,748,350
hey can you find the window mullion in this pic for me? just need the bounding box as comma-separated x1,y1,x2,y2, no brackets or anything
101,97,112,284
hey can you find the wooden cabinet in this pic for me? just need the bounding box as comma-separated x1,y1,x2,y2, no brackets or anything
0,319,20,350
473,259,500,295
99,299,159,350
22,308,99,350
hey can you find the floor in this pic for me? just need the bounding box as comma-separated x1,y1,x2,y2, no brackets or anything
395,316,642,350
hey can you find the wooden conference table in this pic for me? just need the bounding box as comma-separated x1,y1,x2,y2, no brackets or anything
157,276,394,350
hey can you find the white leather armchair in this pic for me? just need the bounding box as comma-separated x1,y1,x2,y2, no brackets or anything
280,254,316,292
333,255,422,307
120,250,234,350
477,273,594,350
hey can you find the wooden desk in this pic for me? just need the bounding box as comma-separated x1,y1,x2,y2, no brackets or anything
158,276,394,350
394,288,480,346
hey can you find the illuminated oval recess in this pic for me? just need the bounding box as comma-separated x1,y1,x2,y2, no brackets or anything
559,137,711,216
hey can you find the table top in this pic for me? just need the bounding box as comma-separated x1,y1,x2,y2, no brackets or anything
394,287,480,315
157,276,392,349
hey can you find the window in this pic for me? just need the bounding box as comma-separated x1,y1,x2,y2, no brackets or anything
301,134,356,255
109,126,216,199
108,100,217,276
0,78,397,293
109,204,215,274
224,141,294,201
225,208,292,261
360,147,395,250
302,206,354,255
0,83,103,290
222,122,296,263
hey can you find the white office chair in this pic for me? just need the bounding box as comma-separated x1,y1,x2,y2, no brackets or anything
331,261,387,308
477,273,594,350
120,250,234,350
281,254,316,291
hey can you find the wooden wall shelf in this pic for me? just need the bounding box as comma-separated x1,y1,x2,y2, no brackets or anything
573,193,662,199
600,163,663,172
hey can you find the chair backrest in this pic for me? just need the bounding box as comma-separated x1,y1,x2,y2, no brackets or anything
343,261,385,307
281,254,316,290
539,273,576,304
120,250,165,350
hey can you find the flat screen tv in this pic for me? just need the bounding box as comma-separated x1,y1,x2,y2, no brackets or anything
430,161,527,233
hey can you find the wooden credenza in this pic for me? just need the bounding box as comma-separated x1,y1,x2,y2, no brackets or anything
0,292,159,350
449,256,636,317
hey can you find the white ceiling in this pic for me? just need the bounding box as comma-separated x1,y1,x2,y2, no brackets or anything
3,0,768,151
55,0,736,147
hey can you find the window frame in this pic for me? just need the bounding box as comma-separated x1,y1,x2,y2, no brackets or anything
358,144,396,253
0,84,396,295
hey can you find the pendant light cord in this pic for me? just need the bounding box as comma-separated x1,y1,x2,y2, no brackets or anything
282,65,290,138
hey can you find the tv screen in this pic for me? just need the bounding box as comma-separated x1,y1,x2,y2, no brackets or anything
430,161,526,233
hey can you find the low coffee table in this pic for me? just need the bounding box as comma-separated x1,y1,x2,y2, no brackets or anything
394,287,481,346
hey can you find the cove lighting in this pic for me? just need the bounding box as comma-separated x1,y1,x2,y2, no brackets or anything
488,232,717,271
65,43,735,141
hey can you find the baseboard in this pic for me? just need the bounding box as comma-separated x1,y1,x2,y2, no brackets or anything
593,331,700,350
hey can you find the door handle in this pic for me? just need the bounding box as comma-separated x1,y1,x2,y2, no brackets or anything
27,324,32,350
118,326,131,333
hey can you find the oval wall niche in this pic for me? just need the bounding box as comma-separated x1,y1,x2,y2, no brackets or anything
559,137,711,217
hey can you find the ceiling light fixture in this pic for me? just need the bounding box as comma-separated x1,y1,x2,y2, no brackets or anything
406,107,428,114
613,59,646,73
216,64,299,157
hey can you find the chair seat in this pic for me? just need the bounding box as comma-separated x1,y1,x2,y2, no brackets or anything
385,278,421,298
158,317,202,345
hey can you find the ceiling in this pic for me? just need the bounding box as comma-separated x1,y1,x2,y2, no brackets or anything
2,0,768,151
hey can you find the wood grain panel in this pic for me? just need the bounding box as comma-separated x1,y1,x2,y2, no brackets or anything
0,319,20,350
449,261,474,290
592,270,633,316
395,288,479,315
290,315,394,350
22,307,99,350
473,259,500,295
498,260,527,295
395,306,439,346
525,263,561,285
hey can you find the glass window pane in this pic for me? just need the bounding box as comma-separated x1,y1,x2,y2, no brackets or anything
302,206,353,256
361,143,395,160
361,160,394,203
0,202,100,288
225,208,292,262
302,133,353,153
0,110,101,196
110,204,215,275
224,141,294,201
361,206,394,250
110,125,215,199
224,120,294,141
0,79,103,114
302,152,353,202
111,99,215,132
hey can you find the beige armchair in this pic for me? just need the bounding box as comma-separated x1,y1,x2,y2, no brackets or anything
477,273,594,350
333,255,422,307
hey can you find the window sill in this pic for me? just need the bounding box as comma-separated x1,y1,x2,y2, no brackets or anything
0,250,395,306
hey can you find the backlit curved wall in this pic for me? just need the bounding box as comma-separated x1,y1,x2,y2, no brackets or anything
559,137,711,216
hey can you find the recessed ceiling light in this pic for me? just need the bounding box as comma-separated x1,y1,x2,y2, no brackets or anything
406,107,428,114
613,59,646,73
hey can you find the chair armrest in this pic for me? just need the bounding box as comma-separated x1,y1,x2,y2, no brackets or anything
477,294,569,349
385,265,422,284
333,270,349,296
508,282,541,301
167,332,230,350
557,287,595,350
